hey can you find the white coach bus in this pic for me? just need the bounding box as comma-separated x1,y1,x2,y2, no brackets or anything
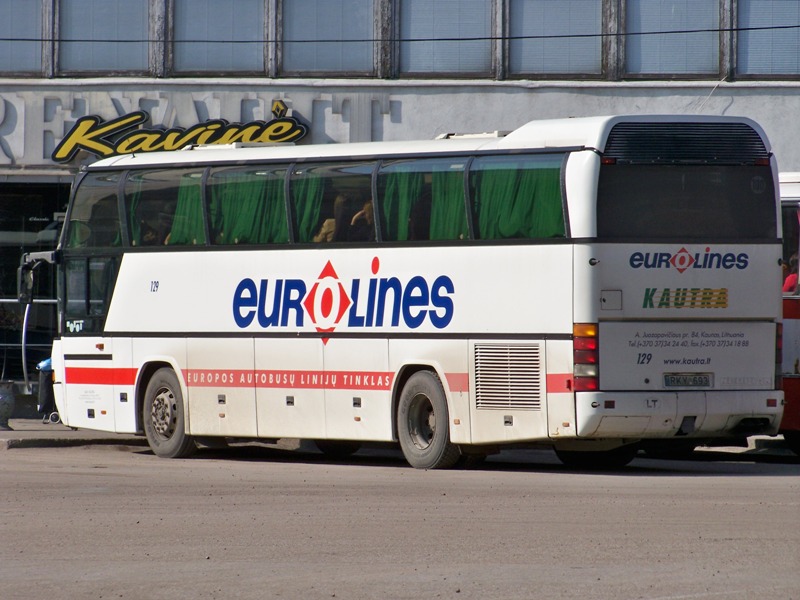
21,115,784,468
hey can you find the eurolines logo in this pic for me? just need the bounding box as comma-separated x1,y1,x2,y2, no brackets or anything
629,247,749,273
232,256,455,338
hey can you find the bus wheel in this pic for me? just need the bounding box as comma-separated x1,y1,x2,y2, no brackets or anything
143,368,196,459
397,371,460,469
313,440,362,458
554,444,638,470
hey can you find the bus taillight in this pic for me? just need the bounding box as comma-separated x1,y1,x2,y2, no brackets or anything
573,323,599,392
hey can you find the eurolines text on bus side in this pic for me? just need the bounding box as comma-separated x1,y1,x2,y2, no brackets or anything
231,257,455,332
629,247,749,273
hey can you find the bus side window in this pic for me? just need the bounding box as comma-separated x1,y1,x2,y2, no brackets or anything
91,201,121,246
378,158,467,242
291,168,326,243
208,166,289,245
314,194,360,243
125,169,206,246
165,173,205,245
469,154,565,240
429,168,468,240
291,162,375,244
409,191,432,240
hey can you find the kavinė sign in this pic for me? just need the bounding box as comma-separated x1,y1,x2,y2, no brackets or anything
51,100,308,163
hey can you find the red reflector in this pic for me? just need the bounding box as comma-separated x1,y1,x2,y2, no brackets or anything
601,156,616,165
767,398,777,408
574,349,598,364
754,157,770,166
574,337,598,351
574,377,599,392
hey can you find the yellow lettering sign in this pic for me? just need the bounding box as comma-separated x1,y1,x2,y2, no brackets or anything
52,111,309,163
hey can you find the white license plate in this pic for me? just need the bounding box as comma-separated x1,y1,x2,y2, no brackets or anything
663,373,713,387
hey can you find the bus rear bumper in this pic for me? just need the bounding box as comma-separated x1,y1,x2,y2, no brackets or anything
575,390,784,439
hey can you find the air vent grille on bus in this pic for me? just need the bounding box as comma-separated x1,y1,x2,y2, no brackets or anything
474,343,543,410
603,122,768,163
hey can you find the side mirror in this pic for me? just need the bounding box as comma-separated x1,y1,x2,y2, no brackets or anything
17,251,57,305
17,263,35,305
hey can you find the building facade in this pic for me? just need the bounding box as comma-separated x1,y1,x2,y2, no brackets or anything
1,0,800,387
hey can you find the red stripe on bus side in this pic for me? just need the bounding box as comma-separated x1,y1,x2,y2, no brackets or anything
185,369,394,390
784,298,800,320
63,367,575,394
445,373,469,392
546,373,572,393
65,367,137,386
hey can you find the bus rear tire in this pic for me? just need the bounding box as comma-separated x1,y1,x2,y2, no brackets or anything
554,444,638,470
397,371,460,469
143,368,196,459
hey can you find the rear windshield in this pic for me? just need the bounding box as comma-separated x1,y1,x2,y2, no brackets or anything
597,164,777,240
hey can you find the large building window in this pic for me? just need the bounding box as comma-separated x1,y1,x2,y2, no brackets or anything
282,0,374,74
0,0,41,73
625,0,719,76
399,0,492,75
508,0,601,76
59,0,149,73
738,0,800,76
173,0,265,73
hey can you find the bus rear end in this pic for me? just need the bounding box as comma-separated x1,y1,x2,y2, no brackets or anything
571,119,783,452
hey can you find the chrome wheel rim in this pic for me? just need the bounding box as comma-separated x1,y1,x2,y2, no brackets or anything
151,386,177,440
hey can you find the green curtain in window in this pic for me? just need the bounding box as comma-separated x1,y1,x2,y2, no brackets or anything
527,168,564,238
212,175,256,244
381,170,423,241
293,174,325,242
167,175,206,245
429,170,468,240
474,167,564,239
475,168,516,239
211,174,288,245
263,178,289,243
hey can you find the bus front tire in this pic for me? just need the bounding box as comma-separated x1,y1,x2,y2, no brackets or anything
397,371,460,469
143,368,196,459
